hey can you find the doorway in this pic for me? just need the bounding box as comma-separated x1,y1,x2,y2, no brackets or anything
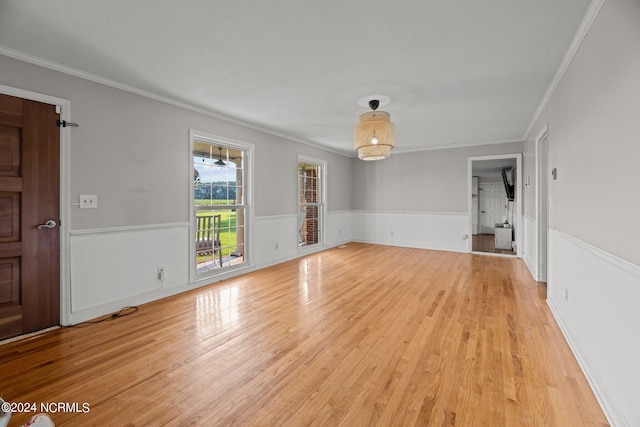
468,154,522,257
0,93,61,340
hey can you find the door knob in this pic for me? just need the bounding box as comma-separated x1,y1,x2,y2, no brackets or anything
37,220,57,229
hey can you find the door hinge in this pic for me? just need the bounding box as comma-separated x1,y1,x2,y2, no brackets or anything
56,120,79,128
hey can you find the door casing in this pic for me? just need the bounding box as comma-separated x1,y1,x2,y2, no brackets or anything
536,125,549,282
467,153,523,257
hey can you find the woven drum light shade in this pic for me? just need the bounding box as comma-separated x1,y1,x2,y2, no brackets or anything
354,110,395,161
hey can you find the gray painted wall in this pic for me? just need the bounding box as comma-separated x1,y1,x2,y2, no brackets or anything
352,142,524,212
524,0,640,266
0,55,353,228
522,1,640,424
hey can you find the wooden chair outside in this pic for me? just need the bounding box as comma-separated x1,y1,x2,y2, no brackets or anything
196,214,223,267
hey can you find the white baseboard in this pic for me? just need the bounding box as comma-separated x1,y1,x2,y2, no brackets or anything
67,214,354,325
70,223,190,313
547,229,639,426
547,299,626,427
252,211,352,265
66,215,639,426
351,210,469,253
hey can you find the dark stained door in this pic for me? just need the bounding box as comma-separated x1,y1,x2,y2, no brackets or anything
0,93,60,340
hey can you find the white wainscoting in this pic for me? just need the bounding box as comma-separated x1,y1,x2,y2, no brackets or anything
523,215,538,280
547,229,640,427
69,223,190,323
252,211,352,269
324,210,352,247
351,211,469,253
67,212,353,325
252,214,299,267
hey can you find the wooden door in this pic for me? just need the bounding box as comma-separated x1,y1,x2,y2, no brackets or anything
0,93,60,340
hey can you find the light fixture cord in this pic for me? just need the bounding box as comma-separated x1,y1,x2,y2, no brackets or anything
371,103,377,142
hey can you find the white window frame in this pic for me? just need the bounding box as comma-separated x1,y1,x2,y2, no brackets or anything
189,130,254,284
297,155,326,252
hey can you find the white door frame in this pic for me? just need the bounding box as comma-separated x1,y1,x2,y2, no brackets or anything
0,84,72,326
535,124,549,282
467,153,523,257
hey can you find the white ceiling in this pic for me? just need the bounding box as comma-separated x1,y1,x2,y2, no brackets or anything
0,0,592,156
472,158,516,178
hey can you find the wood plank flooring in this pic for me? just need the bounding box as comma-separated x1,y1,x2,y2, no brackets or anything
0,243,608,426
472,234,516,255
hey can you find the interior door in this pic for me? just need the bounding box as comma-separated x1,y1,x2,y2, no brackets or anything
479,183,506,234
0,94,60,340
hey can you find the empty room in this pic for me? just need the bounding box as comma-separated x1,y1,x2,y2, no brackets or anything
0,0,638,426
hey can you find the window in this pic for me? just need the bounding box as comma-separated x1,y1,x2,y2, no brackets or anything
192,133,250,278
298,157,325,248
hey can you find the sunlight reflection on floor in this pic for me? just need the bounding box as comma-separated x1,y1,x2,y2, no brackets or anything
196,284,240,336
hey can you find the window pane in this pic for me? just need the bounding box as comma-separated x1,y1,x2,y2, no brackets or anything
194,141,247,274
298,161,322,247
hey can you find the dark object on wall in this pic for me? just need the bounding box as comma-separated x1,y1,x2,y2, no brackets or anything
502,169,515,201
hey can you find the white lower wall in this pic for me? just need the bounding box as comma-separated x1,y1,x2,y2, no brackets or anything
252,211,352,267
523,215,538,279
68,211,352,324
547,229,640,427
69,223,190,323
324,210,352,247
253,214,299,267
68,211,640,426
351,210,469,252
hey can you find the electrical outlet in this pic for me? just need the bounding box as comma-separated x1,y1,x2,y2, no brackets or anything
565,288,569,303
275,243,279,250
157,267,165,281
79,194,98,209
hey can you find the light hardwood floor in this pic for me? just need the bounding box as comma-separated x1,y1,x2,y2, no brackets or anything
472,233,516,255
0,243,608,426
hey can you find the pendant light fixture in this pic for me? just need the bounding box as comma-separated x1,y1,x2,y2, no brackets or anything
354,99,395,161
215,146,226,166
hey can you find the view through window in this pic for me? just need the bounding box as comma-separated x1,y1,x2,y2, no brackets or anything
298,160,323,248
193,142,246,275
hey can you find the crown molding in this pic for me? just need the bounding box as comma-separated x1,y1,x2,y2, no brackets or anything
523,0,606,140
0,46,351,158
